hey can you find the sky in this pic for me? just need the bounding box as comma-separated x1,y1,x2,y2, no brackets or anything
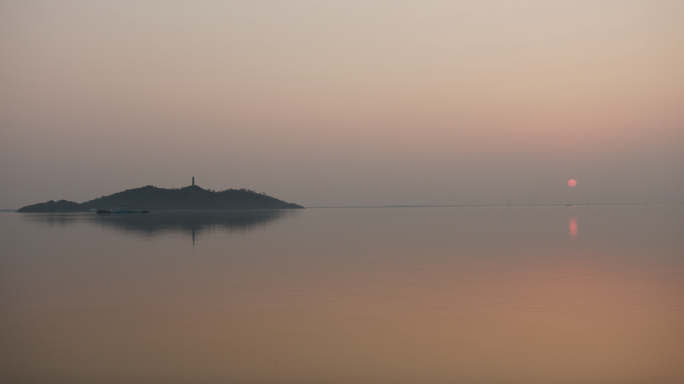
1,0,683,208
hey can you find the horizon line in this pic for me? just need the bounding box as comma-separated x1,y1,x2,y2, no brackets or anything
305,203,683,209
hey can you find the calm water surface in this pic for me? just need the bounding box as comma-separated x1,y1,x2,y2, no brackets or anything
1,206,683,384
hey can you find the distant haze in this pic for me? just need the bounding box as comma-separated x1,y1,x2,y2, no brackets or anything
1,1,683,208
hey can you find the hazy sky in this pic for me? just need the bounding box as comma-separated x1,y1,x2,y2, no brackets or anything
1,1,683,208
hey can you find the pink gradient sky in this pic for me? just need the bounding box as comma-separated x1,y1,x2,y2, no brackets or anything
1,1,683,207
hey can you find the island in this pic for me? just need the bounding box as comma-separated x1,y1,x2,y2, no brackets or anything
17,183,303,213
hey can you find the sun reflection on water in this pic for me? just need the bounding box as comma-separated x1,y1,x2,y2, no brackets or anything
569,216,577,238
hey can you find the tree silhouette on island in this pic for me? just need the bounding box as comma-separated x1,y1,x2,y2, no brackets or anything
17,180,303,213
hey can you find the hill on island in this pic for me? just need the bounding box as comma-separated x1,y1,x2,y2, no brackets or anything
17,185,304,212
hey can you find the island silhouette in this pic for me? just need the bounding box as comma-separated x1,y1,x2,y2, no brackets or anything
17,182,303,212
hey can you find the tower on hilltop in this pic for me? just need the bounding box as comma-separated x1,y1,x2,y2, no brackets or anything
192,176,194,186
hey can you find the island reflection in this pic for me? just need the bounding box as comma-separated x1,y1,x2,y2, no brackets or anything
23,210,295,239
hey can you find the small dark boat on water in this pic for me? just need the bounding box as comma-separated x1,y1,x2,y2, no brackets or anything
96,209,149,214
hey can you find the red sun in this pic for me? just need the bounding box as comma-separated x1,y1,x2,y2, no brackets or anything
568,179,577,187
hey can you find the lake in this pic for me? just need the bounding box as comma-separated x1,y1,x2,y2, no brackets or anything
1,206,683,384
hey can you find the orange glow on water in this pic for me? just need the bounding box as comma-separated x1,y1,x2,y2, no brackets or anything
569,216,577,238
2,206,684,383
